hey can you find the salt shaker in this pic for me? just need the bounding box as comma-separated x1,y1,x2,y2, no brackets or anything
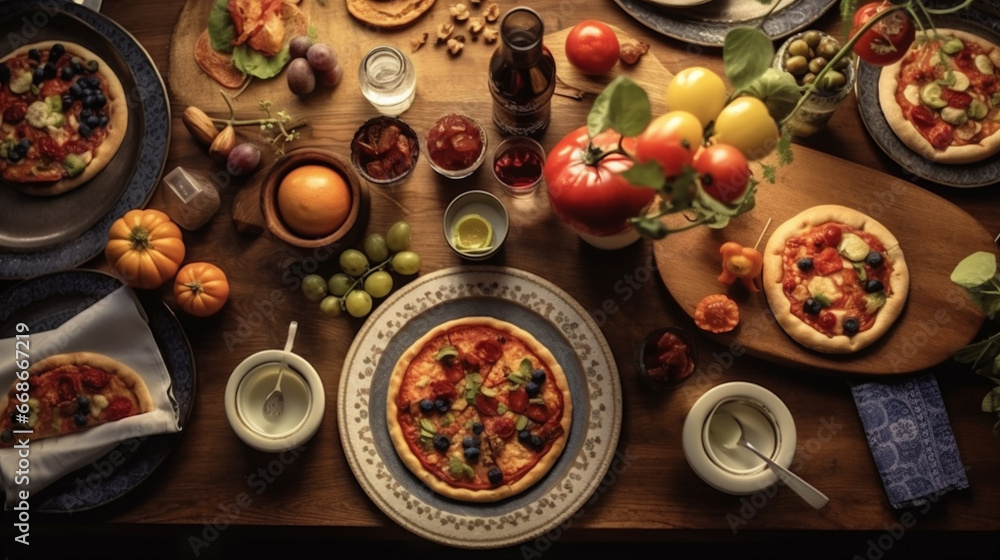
161,166,221,231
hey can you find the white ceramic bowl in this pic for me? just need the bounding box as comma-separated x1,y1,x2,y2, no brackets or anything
443,190,509,261
225,349,325,452
682,381,796,495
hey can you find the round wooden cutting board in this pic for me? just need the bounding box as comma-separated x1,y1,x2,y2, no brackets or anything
653,146,997,375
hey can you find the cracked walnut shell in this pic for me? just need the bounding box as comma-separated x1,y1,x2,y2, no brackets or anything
485,3,501,22
447,37,465,55
450,3,470,21
437,22,455,42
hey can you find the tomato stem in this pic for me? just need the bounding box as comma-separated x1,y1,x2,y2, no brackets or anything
128,227,153,251
184,281,205,295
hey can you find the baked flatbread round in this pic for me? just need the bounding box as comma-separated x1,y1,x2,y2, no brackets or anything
0,41,128,196
387,317,572,502
762,205,909,354
878,28,1000,164
346,0,436,29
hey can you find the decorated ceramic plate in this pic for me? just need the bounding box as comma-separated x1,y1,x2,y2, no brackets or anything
856,7,1000,188
0,0,170,278
338,266,622,549
613,0,837,47
0,269,195,512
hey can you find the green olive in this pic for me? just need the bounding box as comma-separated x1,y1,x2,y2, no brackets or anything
808,57,828,75
834,56,851,71
818,70,847,92
802,30,822,49
817,38,841,60
788,39,811,58
801,73,817,86
784,55,809,76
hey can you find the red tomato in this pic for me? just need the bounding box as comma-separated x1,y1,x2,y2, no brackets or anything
544,126,654,236
565,20,620,75
851,1,915,66
821,225,842,248
634,111,701,176
692,144,750,204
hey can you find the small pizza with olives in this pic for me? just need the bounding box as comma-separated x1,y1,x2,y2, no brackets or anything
762,205,909,354
0,352,154,447
879,28,1000,164
0,41,128,196
386,317,572,502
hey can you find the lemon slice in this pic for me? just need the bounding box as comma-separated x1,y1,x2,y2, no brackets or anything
453,213,493,250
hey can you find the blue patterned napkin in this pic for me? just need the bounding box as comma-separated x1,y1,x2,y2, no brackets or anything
850,373,969,509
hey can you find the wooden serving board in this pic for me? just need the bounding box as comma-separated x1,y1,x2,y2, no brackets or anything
653,145,997,375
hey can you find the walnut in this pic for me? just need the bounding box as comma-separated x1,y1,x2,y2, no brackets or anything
450,3,470,21
619,36,650,65
436,22,455,42
482,26,499,43
485,3,501,22
447,37,465,56
468,16,486,34
410,32,429,52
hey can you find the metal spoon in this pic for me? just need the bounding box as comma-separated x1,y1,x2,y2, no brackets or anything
709,410,829,509
263,321,298,417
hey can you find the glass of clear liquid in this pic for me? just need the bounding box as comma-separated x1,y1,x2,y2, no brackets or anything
359,46,416,116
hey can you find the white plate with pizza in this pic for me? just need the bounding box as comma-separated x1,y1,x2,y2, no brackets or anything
856,6,1000,187
653,144,997,375
0,1,170,278
0,269,195,512
338,266,622,548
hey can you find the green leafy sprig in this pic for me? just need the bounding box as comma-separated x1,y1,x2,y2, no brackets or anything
950,251,1000,434
208,99,305,156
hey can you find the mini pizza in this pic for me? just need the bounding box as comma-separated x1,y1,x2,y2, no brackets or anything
762,206,909,354
386,317,572,502
0,41,128,196
879,28,1000,164
0,352,154,447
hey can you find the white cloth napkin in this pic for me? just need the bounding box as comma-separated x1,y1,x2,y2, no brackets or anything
0,287,180,509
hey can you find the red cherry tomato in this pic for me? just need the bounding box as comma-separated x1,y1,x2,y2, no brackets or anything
565,20,620,75
633,111,701,176
851,1,915,66
693,144,751,204
544,126,653,237
821,224,842,248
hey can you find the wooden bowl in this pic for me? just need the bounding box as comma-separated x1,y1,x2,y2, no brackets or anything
260,147,369,250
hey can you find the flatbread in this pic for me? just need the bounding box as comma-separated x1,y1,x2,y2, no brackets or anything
346,0,436,29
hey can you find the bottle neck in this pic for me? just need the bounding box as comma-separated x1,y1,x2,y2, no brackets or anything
498,7,544,67
363,47,408,91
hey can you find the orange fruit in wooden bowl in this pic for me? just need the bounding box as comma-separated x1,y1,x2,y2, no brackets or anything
261,147,369,249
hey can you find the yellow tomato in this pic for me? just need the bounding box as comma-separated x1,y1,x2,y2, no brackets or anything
105,209,186,290
665,67,727,128
174,262,230,317
710,96,780,160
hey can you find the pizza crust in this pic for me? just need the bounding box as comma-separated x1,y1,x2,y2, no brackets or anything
762,205,909,354
0,41,129,196
386,317,572,502
878,28,1000,165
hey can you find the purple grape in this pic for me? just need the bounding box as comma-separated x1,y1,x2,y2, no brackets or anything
227,143,261,176
306,43,338,72
289,36,313,59
318,64,344,88
286,58,316,96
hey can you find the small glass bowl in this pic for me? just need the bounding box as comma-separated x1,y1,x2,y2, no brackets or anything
636,326,697,390
773,30,857,137
443,190,509,261
350,116,419,187
492,135,546,197
425,114,488,179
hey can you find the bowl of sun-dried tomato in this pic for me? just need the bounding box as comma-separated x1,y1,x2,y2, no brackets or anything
637,326,698,390
350,116,420,187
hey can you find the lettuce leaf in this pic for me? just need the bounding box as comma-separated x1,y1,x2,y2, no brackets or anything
208,0,235,53
232,44,291,80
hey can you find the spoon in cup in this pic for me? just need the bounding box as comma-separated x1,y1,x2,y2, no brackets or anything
263,321,298,417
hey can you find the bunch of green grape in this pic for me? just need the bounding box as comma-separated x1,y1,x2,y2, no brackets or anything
300,221,422,318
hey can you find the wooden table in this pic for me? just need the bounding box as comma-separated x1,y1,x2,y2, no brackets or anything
7,0,1000,556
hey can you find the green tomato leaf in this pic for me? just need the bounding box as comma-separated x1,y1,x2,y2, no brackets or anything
950,252,998,288
588,76,651,138
954,336,1000,368
723,27,775,90
208,0,235,53
620,161,666,191
633,216,668,240
744,68,801,123
232,44,292,80
982,386,1000,413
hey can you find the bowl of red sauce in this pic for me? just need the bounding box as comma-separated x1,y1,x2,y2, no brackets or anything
350,116,419,187
492,135,545,196
425,113,487,179
637,326,698,390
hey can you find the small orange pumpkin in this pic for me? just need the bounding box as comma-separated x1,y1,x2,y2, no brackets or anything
105,209,186,290
174,262,230,317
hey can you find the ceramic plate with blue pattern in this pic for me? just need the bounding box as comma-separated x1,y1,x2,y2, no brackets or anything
856,6,1000,188
0,0,170,278
0,269,195,512
613,0,837,47
339,267,622,549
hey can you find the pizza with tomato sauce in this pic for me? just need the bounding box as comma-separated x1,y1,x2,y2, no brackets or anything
879,29,1000,164
0,41,128,196
0,352,154,448
386,317,572,502
762,206,909,354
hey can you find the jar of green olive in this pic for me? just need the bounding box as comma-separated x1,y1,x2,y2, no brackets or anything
774,30,857,136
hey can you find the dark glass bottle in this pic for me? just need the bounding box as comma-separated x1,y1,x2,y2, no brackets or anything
488,7,556,137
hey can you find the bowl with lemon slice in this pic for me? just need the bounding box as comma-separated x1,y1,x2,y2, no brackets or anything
443,190,509,261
